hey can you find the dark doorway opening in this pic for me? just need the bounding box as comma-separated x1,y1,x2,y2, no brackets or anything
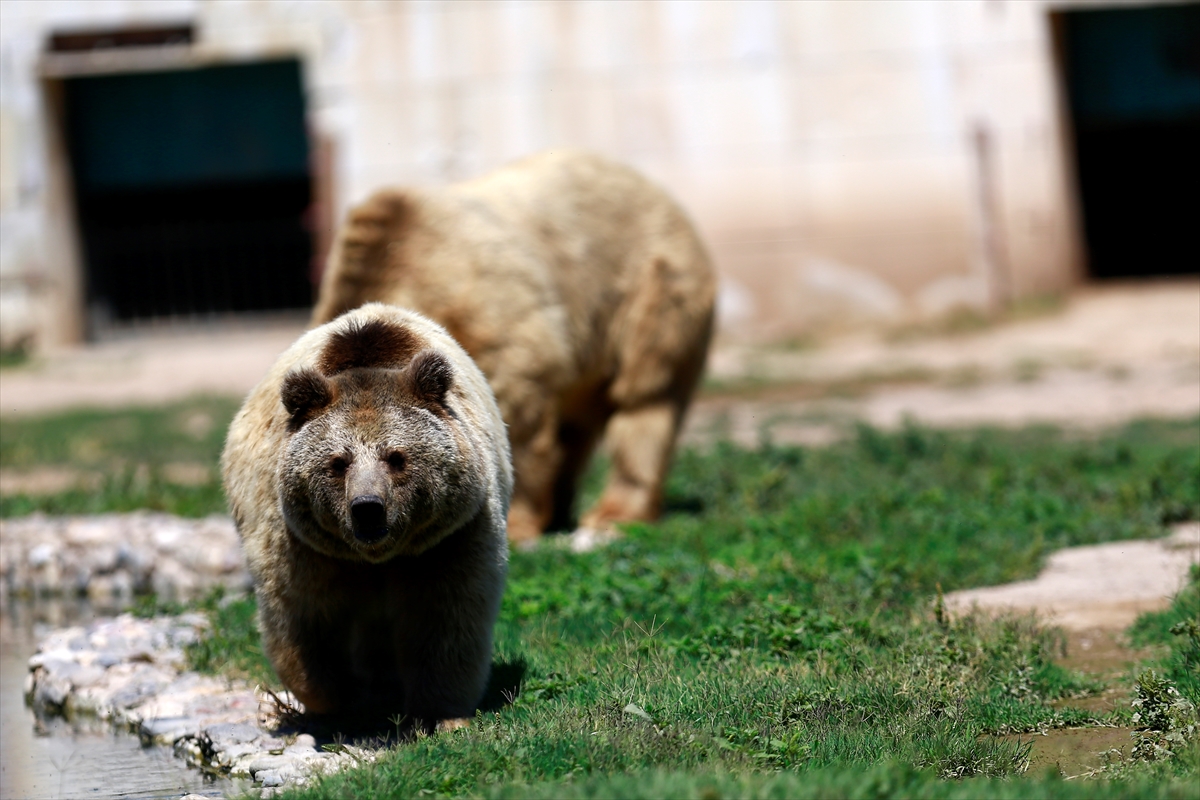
1055,3,1200,279
62,58,314,330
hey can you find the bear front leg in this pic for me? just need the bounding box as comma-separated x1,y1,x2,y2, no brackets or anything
581,399,682,530
401,614,494,731
258,600,346,715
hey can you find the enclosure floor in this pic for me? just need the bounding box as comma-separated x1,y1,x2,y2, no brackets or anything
2,281,1197,430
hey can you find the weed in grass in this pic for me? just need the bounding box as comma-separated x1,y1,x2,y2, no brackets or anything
1130,565,1200,701
1131,670,1198,762
1126,569,1200,764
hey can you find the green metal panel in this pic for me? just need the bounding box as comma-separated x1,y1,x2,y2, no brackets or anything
1064,3,1200,125
65,59,309,191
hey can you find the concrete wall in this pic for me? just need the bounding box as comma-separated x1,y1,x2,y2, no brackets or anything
0,0,1141,349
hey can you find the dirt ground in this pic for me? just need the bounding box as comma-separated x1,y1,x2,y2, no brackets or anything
690,279,1200,446
1,280,1197,430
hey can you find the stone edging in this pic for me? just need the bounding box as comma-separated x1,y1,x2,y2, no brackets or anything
1,512,250,600
26,612,373,792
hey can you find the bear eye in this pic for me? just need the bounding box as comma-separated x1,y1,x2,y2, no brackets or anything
386,451,407,472
329,456,349,476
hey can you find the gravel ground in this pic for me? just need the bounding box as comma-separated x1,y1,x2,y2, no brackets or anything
688,280,1200,446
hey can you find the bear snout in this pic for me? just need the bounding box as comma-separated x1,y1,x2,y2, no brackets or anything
350,495,388,543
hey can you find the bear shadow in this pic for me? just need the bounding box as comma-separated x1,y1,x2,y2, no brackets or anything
267,657,528,747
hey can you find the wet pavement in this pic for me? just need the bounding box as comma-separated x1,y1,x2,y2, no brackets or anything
0,598,236,800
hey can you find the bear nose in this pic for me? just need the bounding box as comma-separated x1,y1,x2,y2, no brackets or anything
350,495,387,543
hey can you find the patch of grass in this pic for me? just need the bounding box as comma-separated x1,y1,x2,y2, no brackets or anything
186,592,276,686
0,396,239,517
1131,565,1200,703
472,760,1200,800
886,294,1066,344
0,465,228,517
176,417,1200,799
0,396,239,469
11,406,1194,795
1014,358,1045,383
0,344,31,370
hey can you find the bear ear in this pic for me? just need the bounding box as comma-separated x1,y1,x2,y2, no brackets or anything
406,349,453,406
281,368,335,428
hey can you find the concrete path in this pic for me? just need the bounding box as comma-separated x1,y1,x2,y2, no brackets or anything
688,280,1200,445
945,522,1200,631
2,281,1197,432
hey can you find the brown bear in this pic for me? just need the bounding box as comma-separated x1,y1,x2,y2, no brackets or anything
313,150,716,545
222,303,511,727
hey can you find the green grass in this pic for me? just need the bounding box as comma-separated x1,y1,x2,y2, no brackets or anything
0,346,31,370
235,418,1193,798
1130,565,1200,705
0,396,238,517
6,405,1198,796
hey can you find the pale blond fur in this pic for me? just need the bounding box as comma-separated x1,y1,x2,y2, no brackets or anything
222,303,511,726
313,151,716,543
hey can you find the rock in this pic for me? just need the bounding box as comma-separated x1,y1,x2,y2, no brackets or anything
257,770,285,787
24,609,370,791
248,755,294,775
283,734,318,759
28,542,55,567
33,673,69,709
141,716,203,744
1,512,248,598
206,721,262,746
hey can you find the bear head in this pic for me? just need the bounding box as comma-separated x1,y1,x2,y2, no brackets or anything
276,320,487,562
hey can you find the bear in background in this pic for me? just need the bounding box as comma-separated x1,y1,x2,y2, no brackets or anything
313,151,716,545
222,303,511,726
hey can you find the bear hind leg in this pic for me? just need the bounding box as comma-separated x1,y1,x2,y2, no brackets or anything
579,399,682,531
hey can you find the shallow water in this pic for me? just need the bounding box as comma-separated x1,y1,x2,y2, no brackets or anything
0,598,239,800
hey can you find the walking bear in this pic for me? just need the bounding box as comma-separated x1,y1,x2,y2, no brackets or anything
222,303,511,726
313,150,716,544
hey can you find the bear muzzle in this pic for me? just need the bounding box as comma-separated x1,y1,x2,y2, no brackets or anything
350,495,388,543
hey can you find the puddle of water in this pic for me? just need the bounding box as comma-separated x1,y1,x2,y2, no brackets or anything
1051,627,1157,716
0,597,239,800
997,626,1149,778
1060,628,1157,678
1001,727,1133,778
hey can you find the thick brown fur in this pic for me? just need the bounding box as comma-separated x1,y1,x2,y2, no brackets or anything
222,304,511,726
313,151,717,543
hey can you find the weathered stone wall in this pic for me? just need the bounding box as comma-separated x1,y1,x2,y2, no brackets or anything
0,0,1147,347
